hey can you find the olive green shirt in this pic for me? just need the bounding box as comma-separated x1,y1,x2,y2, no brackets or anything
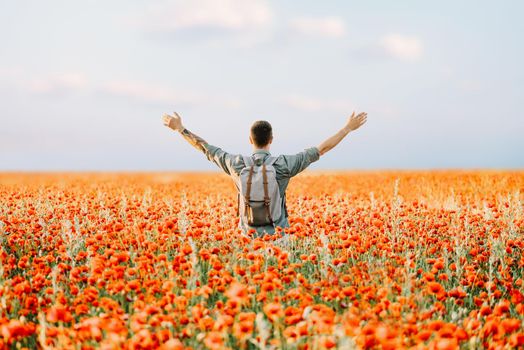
202,144,320,236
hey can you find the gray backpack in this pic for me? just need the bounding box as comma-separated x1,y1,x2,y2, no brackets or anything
237,156,282,226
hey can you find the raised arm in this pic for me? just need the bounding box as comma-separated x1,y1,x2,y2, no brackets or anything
317,112,367,156
162,112,240,175
162,112,208,153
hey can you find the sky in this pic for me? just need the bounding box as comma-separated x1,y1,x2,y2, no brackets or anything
1,0,523,171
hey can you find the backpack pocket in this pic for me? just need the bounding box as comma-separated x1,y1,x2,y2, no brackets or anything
246,200,272,226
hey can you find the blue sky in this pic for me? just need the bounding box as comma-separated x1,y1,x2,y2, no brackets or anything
1,0,523,170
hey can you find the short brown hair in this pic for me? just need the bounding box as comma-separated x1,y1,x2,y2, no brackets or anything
250,120,272,148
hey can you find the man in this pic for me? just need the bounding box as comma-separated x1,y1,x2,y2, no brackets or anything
162,112,367,236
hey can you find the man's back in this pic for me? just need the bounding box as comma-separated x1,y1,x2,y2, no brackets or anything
203,145,320,235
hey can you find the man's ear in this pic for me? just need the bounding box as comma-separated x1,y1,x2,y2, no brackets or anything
249,136,253,145
269,136,273,145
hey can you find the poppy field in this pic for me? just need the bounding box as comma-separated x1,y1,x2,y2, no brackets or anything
0,171,523,349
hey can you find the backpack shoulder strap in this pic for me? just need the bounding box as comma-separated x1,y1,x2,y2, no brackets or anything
261,163,273,224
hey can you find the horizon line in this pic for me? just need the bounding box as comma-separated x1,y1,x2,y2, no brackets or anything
1,168,523,174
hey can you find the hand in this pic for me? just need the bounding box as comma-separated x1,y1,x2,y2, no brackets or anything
345,111,367,132
162,112,184,132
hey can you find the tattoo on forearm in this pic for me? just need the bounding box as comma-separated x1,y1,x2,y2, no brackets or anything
181,128,207,152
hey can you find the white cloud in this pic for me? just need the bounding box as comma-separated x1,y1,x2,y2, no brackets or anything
289,17,346,38
26,72,88,94
101,80,195,105
381,34,423,62
100,80,241,109
282,94,354,113
0,66,25,79
0,66,241,109
129,0,273,45
0,68,89,95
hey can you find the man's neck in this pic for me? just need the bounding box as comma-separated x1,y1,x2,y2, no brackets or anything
253,147,270,153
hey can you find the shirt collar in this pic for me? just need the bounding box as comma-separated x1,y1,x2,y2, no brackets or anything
252,149,271,156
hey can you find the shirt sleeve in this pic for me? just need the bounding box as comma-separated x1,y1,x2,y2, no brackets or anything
202,143,240,176
280,146,320,178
